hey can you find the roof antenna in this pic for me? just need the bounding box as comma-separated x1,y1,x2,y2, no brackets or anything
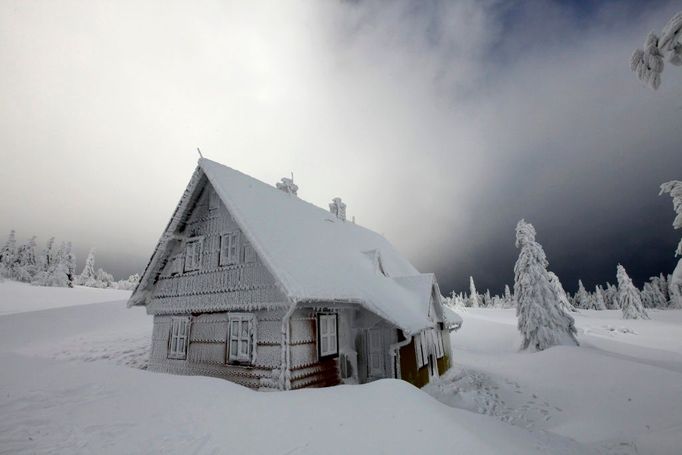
197,148,203,159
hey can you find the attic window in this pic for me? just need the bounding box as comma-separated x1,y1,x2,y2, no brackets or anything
242,242,256,264
220,232,240,266
184,237,203,272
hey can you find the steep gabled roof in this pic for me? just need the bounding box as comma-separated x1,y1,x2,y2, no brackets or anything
130,158,438,334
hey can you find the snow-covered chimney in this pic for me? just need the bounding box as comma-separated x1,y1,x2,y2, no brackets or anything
329,197,346,221
276,174,298,196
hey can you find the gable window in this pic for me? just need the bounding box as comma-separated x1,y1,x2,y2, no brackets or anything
168,316,190,359
242,242,256,264
227,313,256,364
184,237,203,272
318,313,338,358
220,232,240,266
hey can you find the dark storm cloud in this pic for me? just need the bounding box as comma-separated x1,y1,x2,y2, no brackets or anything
0,0,680,293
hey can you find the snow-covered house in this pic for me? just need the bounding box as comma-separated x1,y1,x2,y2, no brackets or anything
128,158,453,390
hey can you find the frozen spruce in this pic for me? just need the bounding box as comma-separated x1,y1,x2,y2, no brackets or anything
548,271,577,313
468,276,480,308
514,220,579,351
617,264,649,320
574,280,591,310
660,180,682,308
76,248,97,287
593,285,607,310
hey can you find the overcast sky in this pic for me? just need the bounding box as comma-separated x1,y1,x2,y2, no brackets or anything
1,0,681,294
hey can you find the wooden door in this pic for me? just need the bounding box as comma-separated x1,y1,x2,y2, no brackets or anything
367,328,385,378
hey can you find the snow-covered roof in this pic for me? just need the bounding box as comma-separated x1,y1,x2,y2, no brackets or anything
131,158,440,334
442,305,463,331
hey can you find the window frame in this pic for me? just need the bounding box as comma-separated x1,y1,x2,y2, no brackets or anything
183,236,203,272
317,313,339,360
220,232,240,266
226,312,256,365
168,316,191,360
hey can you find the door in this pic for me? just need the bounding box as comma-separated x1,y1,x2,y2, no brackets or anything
367,328,385,378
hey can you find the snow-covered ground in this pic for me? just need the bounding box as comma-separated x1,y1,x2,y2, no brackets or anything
0,280,131,315
1,282,681,454
428,307,682,454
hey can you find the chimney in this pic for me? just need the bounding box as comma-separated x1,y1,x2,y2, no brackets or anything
329,197,346,221
276,174,298,196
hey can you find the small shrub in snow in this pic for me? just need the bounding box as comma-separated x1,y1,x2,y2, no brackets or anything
514,220,579,351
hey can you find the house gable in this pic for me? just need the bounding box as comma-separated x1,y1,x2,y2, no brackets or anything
135,176,287,315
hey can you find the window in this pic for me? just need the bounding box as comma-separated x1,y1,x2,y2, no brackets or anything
242,242,256,264
318,313,338,358
184,237,203,272
168,317,190,359
227,313,256,364
220,232,240,266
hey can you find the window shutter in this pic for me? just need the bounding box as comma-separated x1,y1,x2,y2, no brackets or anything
415,334,423,368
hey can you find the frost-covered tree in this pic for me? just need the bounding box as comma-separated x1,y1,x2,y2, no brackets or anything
604,282,619,309
468,276,480,308
63,242,76,287
660,180,682,308
95,268,114,288
631,12,682,89
574,280,591,310
504,284,513,307
617,264,649,320
593,285,607,311
548,271,577,313
14,236,38,282
641,281,667,309
483,290,492,308
76,248,97,286
0,230,17,277
31,239,74,288
38,237,56,273
514,220,579,351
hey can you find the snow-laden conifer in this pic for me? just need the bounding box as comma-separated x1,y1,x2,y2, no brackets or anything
76,248,97,286
468,276,480,308
14,236,38,282
593,285,607,310
631,12,682,89
617,264,649,320
514,220,579,351
604,283,619,309
660,180,682,308
0,230,17,277
548,271,577,313
574,280,591,310
503,284,513,308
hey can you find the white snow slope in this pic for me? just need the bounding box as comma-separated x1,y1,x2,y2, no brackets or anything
427,307,682,455
1,282,680,454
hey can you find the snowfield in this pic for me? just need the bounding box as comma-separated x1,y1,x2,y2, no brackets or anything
1,283,681,454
